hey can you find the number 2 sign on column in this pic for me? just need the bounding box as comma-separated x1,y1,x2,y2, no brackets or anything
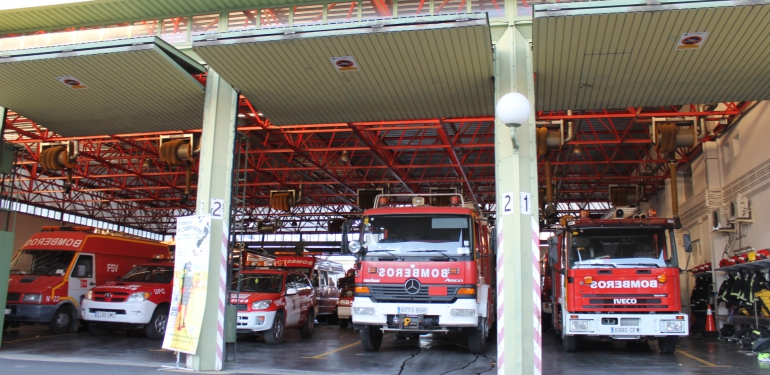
501,192,531,216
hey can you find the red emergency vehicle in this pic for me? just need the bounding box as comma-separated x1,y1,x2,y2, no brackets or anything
343,193,495,354
545,212,689,352
336,269,356,329
81,258,174,339
230,267,315,345
4,226,168,334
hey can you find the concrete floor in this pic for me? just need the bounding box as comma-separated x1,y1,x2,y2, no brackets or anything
0,323,767,374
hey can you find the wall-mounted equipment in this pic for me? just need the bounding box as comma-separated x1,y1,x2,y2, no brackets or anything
257,218,281,233
357,188,383,210
429,187,458,206
649,117,697,154
729,195,751,221
39,141,79,194
608,185,641,207
712,206,734,232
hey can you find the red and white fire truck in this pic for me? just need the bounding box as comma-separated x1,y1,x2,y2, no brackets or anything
5,226,168,334
545,211,689,352
274,255,344,322
230,265,316,345
343,193,494,354
81,258,174,339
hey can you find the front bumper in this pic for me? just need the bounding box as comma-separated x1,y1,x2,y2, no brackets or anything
564,313,689,337
236,310,278,333
5,304,58,323
351,297,479,329
337,305,352,319
81,299,158,325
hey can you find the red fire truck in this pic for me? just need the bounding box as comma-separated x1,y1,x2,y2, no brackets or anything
81,258,174,339
545,212,689,352
343,193,494,354
274,255,344,323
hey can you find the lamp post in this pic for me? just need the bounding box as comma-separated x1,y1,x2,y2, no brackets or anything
495,92,531,151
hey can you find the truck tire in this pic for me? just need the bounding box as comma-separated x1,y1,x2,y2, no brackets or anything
658,336,678,353
467,323,487,354
300,309,315,338
145,306,169,340
338,319,349,329
88,323,112,336
562,334,577,352
360,325,383,351
264,312,285,345
49,306,72,334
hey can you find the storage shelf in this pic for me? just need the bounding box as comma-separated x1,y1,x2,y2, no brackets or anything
716,259,770,273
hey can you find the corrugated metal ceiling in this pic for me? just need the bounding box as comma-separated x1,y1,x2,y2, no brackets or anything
192,15,494,125
533,0,770,111
0,37,205,136
0,0,295,32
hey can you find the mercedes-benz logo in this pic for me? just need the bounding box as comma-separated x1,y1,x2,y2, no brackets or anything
104,293,112,298
404,278,421,295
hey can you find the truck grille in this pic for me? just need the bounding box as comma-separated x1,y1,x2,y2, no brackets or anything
92,291,130,302
368,285,460,303
7,293,20,301
621,318,640,326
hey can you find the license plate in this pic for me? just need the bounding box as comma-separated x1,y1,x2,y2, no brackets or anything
398,307,426,315
612,327,640,333
4,308,9,315
95,311,116,318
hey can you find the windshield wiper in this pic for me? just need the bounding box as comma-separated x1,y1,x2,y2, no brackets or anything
367,250,404,261
575,263,616,268
407,250,457,261
625,263,661,268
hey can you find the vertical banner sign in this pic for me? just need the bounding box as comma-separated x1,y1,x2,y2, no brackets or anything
163,215,212,354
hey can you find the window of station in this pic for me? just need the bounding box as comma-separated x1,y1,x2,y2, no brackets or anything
104,22,132,40
192,14,220,35
132,19,159,38
398,0,430,17
261,7,290,28
434,0,467,15
160,16,189,44
227,9,259,31
327,2,358,23
361,0,394,20
476,0,505,18
293,4,325,26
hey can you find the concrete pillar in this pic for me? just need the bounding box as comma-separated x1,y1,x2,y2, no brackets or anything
0,106,12,346
494,25,540,375
188,69,237,371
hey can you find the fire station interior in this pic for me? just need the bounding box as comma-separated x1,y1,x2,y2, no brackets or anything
2,1,770,374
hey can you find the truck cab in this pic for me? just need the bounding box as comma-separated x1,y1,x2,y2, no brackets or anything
548,215,688,352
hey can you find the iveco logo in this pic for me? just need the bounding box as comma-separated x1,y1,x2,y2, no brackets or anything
104,293,112,298
404,278,421,295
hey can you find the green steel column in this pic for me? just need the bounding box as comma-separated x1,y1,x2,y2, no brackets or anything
0,231,13,346
493,24,540,375
188,69,237,371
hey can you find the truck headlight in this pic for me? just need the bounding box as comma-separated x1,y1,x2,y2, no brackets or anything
570,319,591,332
353,307,375,315
338,300,350,306
85,291,93,300
127,292,151,302
22,294,42,303
661,320,683,333
251,300,271,310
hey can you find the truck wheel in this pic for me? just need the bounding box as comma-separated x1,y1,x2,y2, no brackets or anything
264,312,285,345
360,325,383,351
338,319,349,329
88,323,112,336
395,332,407,340
467,323,487,354
300,309,315,338
145,306,169,340
49,306,72,334
658,336,678,353
562,334,577,352
328,311,338,325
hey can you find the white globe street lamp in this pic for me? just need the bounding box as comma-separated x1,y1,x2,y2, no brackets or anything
496,92,531,150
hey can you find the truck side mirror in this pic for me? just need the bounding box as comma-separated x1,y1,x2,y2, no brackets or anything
76,264,87,278
286,287,297,296
340,221,350,254
683,234,692,253
547,236,558,268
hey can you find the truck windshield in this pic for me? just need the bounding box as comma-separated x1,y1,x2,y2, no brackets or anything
120,265,174,283
361,214,472,257
233,274,283,293
569,227,676,268
10,250,76,276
